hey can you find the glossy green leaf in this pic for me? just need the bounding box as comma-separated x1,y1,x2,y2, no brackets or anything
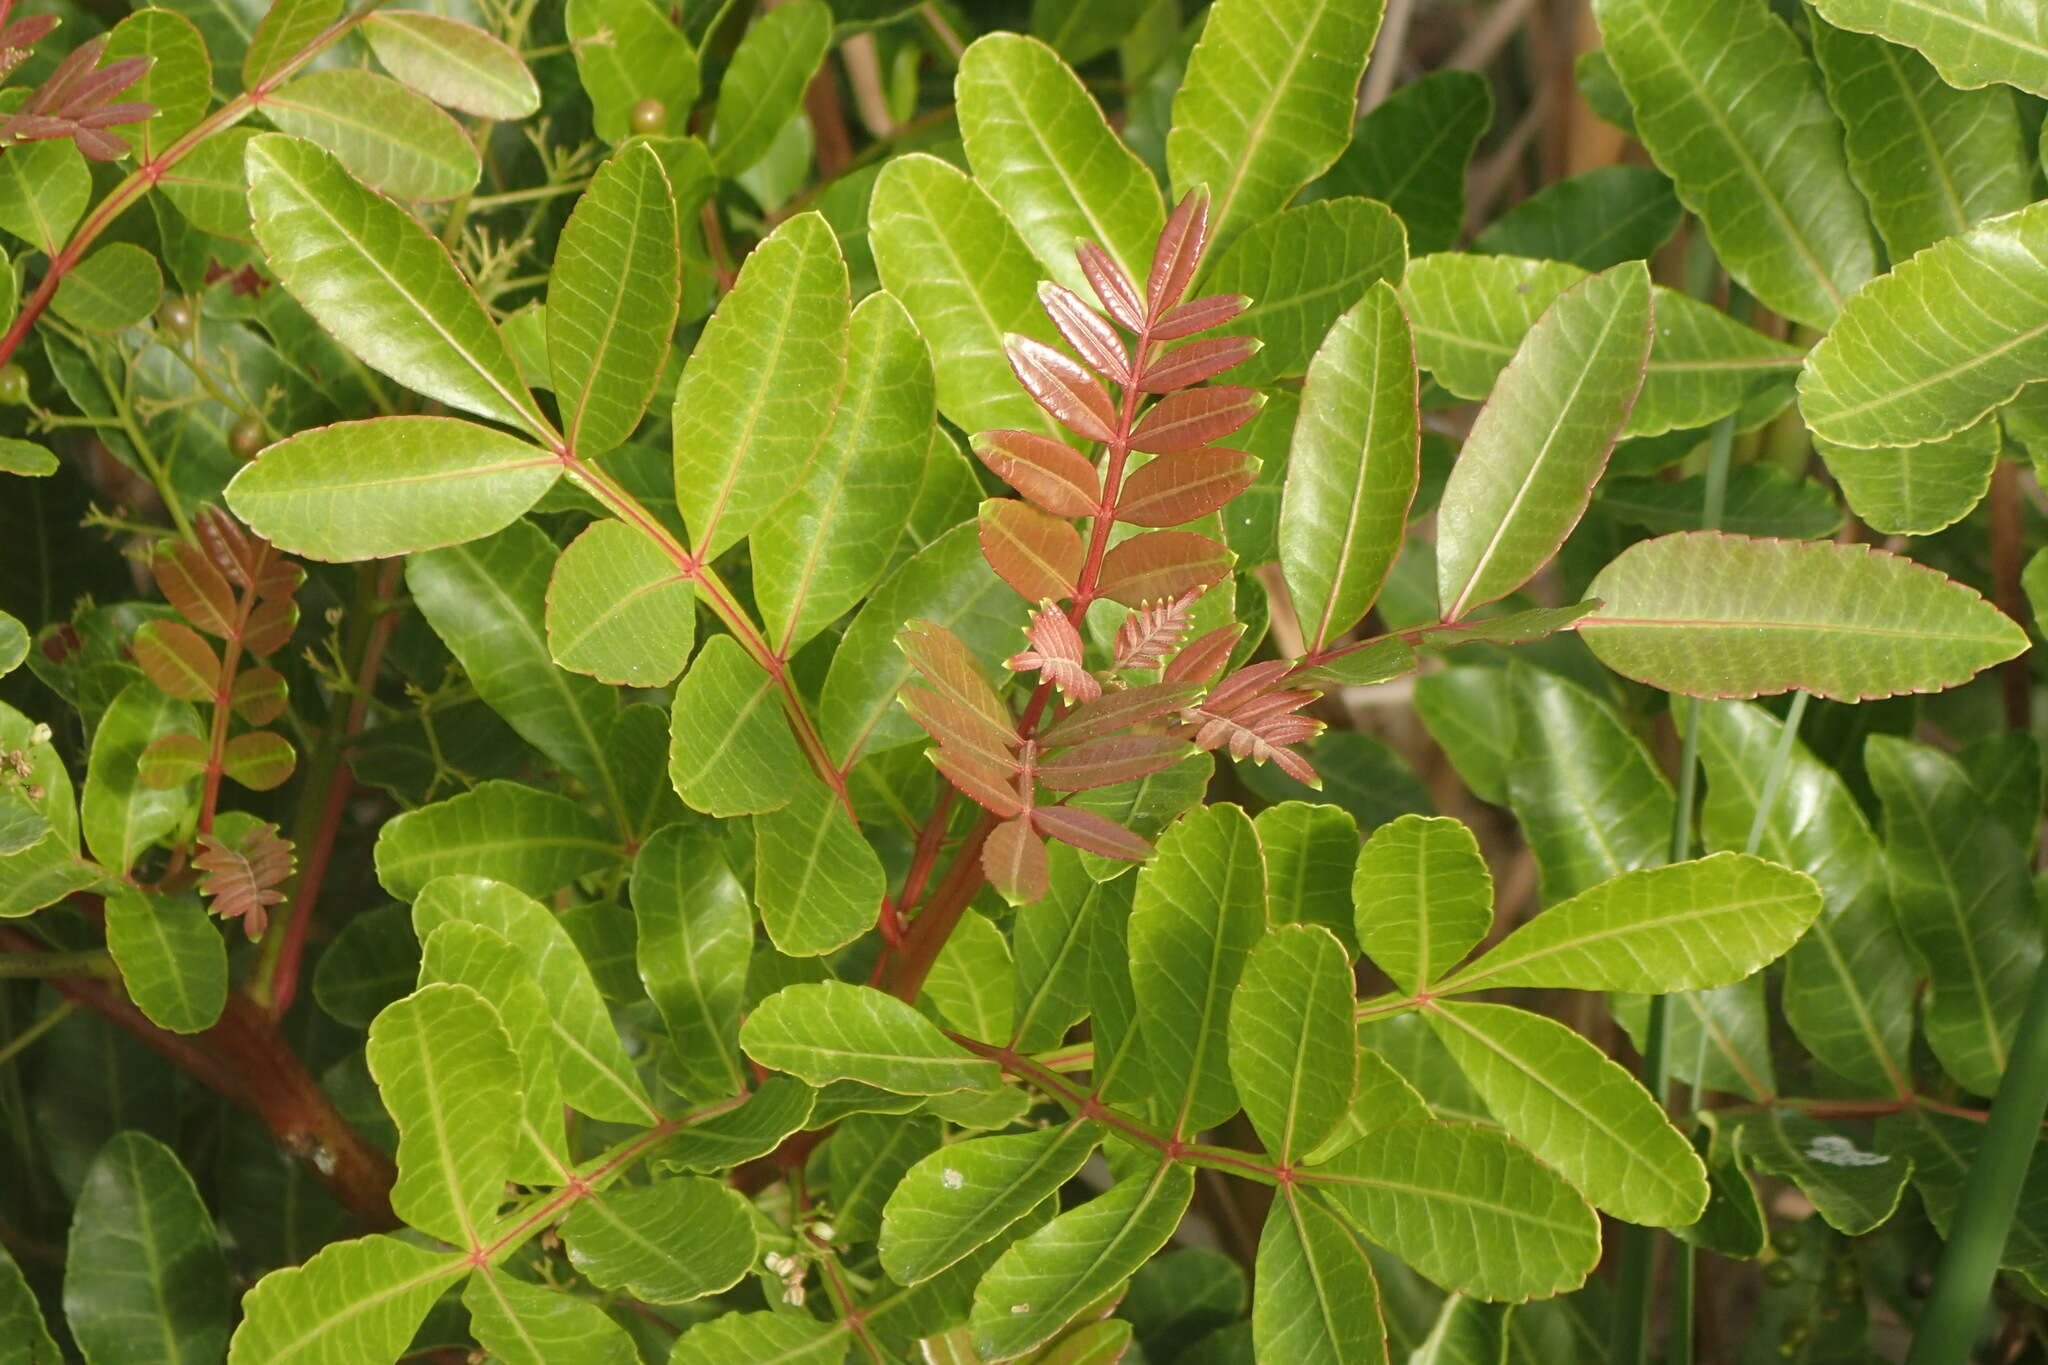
879,1122,1102,1284
1321,70,1491,257
365,982,518,1247
0,700,96,918
1428,1001,1707,1227
264,70,479,201
712,1,831,174
82,682,202,875
65,1132,231,1365
105,9,211,163
228,1236,465,1365
1594,0,1877,328
741,980,1002,1094
550,143,680,458
925,909,1016,1042
1808,0,2048,97
243,0,336,87
1437,261,1652,619
1879,1107,2048,1286
1720,1109,1909,1236
871,153,1065,439
1599,463,1844,540
1442,852,1823,995
1230,924,1356,1162
1203,198,1407,387
462,1273,636,1365
1012,846,1133,1050
0,438,57,478
1353,814,1493,994
669,1311,845,1364
51,244,162,333
654,1078,817,1175
247,135,544,436
159,129,257,240
544,518,695,687
1280,282,1419,651
1615,980,1778,1104
1307,1120,1601,1301
1580,532,2028,701
1167,0,1387,251
364,11,539,119
632,822,751,1101
373,782,619,901
0,141,88,251
667,636,799,814
560,1179,755,1303
567,0,699,144
1473,166,1682,270
314,906,416,1025
826,1113,941,1246
1130,804,1268,1135
1800,199,2048,450
753,777,884,956
970,1164,1195,1360
674,213,848,559
1256,801,1359,953
958,32,1164,289
104,889,227,1035
1252,1190,1387,1365
1815,417,2001,536
754,291,934,654
0,1240,59,1365
228,416,557,562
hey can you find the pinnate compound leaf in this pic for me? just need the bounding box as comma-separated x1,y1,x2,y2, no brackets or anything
1580,532,2028,701
632,823,751,1102
1307,1120,1600,1301
1593,0,1877,329
365,982,518,1247
1442,852,1823,996
1436,261,1652,621
363,11,541,120
104,888,227,1034
227,1236,466,1365
709,1,831,175
245,135,545,438
462,1273,637,1365
1253,1191,1387,1365
1800,199,2048,450
980,498,1082,602
753,778,884,956
1229,924,1356,1163
741,981,1002,1094
546,518,695,687
1203,198,1408,386
1807,0,2048,97
1166,0,1386,252
1354,814,1493,994
374,782,618,901
228,417,558,562
879,1122,1102,1284
1098,530,1232,608
970,1164,1195,1360
262,70,480,201
560,1179,756,1304
65,1132,232,1365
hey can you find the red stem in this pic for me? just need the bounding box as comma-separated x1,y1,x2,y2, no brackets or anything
194,544,269,837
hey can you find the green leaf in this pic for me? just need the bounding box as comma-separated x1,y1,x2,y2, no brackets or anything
632,822,751,1101
1130,804,1268,1135
1202,198,1408,386
674,212,848,559
741,980,1002,1094
667,636,799,815
0,1239,60,1365
414,875,657,1125
1808,0,2048,97
0,701,97,919
1593,0,1877,329
1598,463,1844,540
374,781,619,902
228,1236,466,1365
1229,924,1356,1163
1307,1120,1600,1301
654,1077,817,1174
1718,1109,1909,1236
1436,261,1652,620
246,135,545,437
65,1132,232,1365
462,1272,636,1365
1353,814,1493,994
365,982,519,1247
1441,852,1823,995
243,0,337,87
1167,0,1387,251
227,416,558,562
925,909,1016,1042
82,682,202,875
104,889,227,1034
1473,166,1682,271
1255,801,1359,954
550,143,681,459
1427,1001,1708,1227
958,32,1164,290
364,11,541,121
1810,18,2032,262
1800,199,2048,450
1879,1107,2048,1287
670,1311,845,1364
560,1178,756,1303
1013,845,1135,1050
0,141,88,251
970,1164,1195,1360
1615,980,1778,1105
1580,532,2028,701
567,0,699,144
264,70,480,201
753,777,884,956
1693,703,1916,1095
408,520,626,816
827,1113,942,1244
105,9,211,163
1401,252,1803,441
1815,417,2001,536
712,1,831,174
1869,735,2042,1096
51,244,163,334
871,153,1066,440
879,1122,1102,1284
1252,1191,1387,1365
754,291,935,655
544,518,695,687
0,438,57,478
159,128,257,240
1320,70,1491,256
1279,282,1419,651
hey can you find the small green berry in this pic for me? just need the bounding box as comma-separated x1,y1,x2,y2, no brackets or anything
0,363,27,406
230,413,267,460
157,297,195,336
1770,1225,1802,1256
629,98,667,134
1765,1260,1798,1288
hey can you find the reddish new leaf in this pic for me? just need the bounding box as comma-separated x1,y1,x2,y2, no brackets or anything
133,620,220,702
1078,240,1144,332
1151,293,1252,342
1007,602,1100,702
984,815,1050,903
1202,658,1293,714
1037,734,1189,792
1136,336,1260,392
1113,590,1202,671
197,507,261,585
1164,625,1243,686
902,684,1018,770
1178,660,1325,787
1098,530,1232,607
1004,335,1118,443
974,430,1100,518
1032,805,1152,861
931,748,1024,818
980,499,1083,603
194,821,294,939
152,542,236,638
1116,449,1258,527
1129,387,1263,454
1037,282,1129,383
1038,681,1203,746
221,730,296,791
240,597,298,656
230,667,288,725
1148,187,1210,317
900,621,1012,735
